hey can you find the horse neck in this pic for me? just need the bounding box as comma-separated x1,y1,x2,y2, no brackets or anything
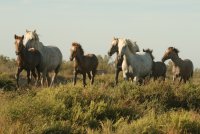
123,47,133,65
75,53,85,67
29,40,43,51
17,46,28,64
170,53,183,68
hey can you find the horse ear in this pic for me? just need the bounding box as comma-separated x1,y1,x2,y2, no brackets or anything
34,30,36,33
113,37,118,40
22,35,24,40
143,49,145,52
26,29,29,33
14,34,17,39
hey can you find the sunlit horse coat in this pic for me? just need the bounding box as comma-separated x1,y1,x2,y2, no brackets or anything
118,39,153,83
108,38,139,84
24,30,62,86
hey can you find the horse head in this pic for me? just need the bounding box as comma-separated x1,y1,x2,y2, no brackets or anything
162,47,179,62
117,41,127,62
108,37,119,56
14,34,24,55
70,42,84,61
143,48,154,60
24,29,39,49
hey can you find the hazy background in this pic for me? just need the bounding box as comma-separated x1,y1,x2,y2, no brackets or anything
1,0,200,68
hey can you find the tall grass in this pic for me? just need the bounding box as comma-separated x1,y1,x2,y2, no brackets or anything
0,77,200,134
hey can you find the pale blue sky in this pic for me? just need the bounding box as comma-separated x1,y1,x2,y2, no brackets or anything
1,0,200,68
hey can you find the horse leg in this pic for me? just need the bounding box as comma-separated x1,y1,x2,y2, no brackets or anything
31,69,37,81
134,76,142,85
124,73,129,81
46,73,51,87
73,70,78,86
87,72,91,80
35,67,40,86
50,73,56,87
16,67,23,88
115,68,120,85
173,75,176,83
41,70,47,87
183,77,187,83
27,69,31,85
83,73,87,87
50,65,60,87
91,70,96,85
50,70,59,87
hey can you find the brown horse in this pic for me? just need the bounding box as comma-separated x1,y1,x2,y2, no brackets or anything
14,34,41,87
143,49,166,80
162,47,193,83
70,42,98,87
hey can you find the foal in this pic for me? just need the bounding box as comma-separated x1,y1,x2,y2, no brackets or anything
70,42,98,87
162,47,193,83
14,35,41,87
143,49,166,80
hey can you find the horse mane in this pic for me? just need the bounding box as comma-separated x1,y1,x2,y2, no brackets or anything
32,32,40,41
168,47,179,55
143,48,154,60
125,39,139,54
72,42,84,55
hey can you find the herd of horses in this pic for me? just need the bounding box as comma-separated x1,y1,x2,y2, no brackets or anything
14,30,194,87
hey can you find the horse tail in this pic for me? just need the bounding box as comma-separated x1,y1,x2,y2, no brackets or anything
191,70,193,78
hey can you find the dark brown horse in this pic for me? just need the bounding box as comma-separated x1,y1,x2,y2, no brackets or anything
162,47,193,83
14,34,41,87
143,49,166,80
70,42,98,87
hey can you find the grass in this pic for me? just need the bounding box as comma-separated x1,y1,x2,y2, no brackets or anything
0,74,200,134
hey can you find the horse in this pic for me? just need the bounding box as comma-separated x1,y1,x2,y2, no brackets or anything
143,49,166,81
23,30,62,86
162,47,193,83
70,42,98,87
14,34,41,87
108,37,139,84
117,39,153,84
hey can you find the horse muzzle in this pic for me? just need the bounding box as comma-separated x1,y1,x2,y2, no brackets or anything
108,51,111,56
69,57,73,61
161,57,166,62
15,51,21,55
117,54,123,61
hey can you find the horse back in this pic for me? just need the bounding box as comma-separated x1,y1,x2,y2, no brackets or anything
84,54,98,70
152,61,166,76
183,59,193,76
39,45,62,71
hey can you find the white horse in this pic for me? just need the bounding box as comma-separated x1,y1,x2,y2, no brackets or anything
118,39,153,83
24,30,62,86
108,38,140,84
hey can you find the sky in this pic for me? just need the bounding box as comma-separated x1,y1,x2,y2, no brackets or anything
0,0,200,68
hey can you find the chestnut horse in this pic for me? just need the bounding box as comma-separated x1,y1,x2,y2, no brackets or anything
162,47,193,83
70,42,98,87
14,35,41,87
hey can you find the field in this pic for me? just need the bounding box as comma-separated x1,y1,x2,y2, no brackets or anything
0,55,200,134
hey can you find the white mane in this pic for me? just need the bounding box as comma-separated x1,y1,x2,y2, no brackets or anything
24,30,44,51
117,38,139,54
